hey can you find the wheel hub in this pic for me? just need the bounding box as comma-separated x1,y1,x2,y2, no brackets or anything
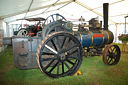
109,53,115,58
57,50,68,62
60,53,66,61
109,53,113,58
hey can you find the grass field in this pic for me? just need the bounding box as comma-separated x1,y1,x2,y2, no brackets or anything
0,44,128,85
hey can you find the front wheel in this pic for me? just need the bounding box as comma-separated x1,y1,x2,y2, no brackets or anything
103,44,121,65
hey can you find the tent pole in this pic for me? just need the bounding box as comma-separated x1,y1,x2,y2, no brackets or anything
115,23,117,43
124,16,128,34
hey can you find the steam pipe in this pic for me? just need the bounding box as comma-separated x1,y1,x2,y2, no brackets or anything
103,3,109,30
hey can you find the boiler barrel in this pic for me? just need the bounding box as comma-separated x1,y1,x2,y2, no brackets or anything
77,30,114,47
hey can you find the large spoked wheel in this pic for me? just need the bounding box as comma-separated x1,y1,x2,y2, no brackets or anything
42,14,66,39
17,28,29,37
43,13,66,26
36,31,83,78
103,44,121,65
42,22,65,39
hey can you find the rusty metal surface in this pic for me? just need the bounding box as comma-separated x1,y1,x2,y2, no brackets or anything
12,37,41,69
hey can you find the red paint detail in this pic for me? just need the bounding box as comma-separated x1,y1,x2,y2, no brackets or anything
93,34,104,37
27,33,35,35
38,26,40,31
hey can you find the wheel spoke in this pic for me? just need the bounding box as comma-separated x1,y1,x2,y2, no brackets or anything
113,49,117,54
64,61,71,70
65,38,71,49
111,59,114,64
51,15,55,21
61,36,66,48
114,51,117,55
50,20,52,23
41,57,56,61
113,54,117,59
67,59,74,65
51,39,57,51
23,32,26,36
41,52,55,55
49,61,59,73
66,44,79,52
54,27,57,32
62,62,64,74
68,38,71,43
107,56,110,61
109,47,113,53
111,47,114,51
68,49,77,56
57,62,60,75
56,36,61,49
113,48,117,53
112,47,116,52
22,33,24,35
44,59,55,70
44,44,58,54
108,58,112,64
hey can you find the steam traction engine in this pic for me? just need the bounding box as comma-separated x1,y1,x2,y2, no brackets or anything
3,3,121,78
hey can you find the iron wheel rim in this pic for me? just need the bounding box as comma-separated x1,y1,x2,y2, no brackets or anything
103,45,121,65
37,32,83,78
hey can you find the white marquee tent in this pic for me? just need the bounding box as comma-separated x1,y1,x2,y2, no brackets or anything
0,0,128,43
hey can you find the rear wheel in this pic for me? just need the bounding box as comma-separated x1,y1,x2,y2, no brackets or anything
36,31,83,78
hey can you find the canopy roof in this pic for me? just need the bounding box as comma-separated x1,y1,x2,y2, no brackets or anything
0,0,128,24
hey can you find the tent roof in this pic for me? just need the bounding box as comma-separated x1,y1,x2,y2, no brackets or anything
0,0,128,24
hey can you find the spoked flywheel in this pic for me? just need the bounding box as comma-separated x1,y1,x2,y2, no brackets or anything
36,31,83,78
42,14,67,39
43,13,66,26
103,44,121,65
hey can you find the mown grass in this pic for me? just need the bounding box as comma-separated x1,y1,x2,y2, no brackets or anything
0,44,128,85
